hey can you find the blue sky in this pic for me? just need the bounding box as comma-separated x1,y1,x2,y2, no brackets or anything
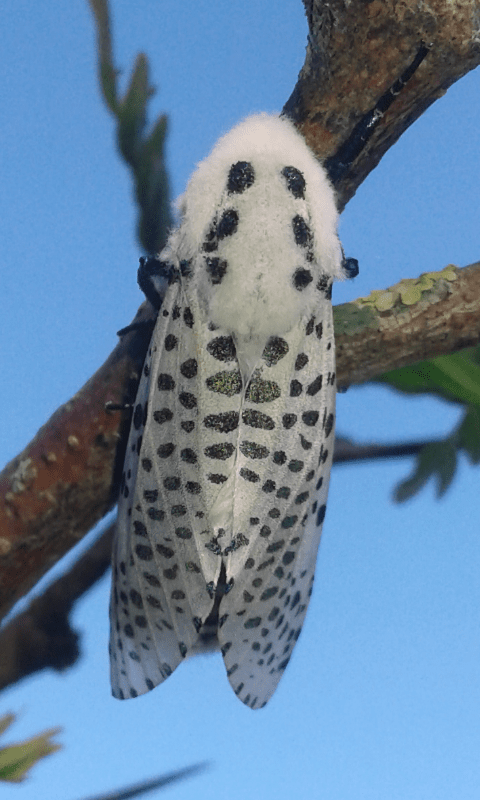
1,2,480,799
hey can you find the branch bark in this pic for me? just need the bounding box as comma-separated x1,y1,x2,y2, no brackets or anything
0,304,154,622
0,523,114,692
285,0,480,208
335,262,480,387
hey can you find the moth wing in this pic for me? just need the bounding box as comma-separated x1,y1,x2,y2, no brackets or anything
110,282,241,698
218,300,336,708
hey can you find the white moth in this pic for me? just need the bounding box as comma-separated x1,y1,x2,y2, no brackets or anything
110,113,347,709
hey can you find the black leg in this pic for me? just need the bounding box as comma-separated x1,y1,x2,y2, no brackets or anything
137,256,173,310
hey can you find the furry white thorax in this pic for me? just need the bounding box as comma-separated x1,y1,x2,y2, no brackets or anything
161,113,343,358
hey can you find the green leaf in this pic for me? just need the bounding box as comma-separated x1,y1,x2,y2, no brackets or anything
457,405,480,463
88,0,118,112
86,0,171,253
376,346,480,407
394,440,457,502
378,346,480,501
118,54,151,166
0,714,62,782
135,115,172,253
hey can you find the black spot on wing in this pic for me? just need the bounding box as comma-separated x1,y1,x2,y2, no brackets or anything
206,257,228,285
240,441,269,459
290,379,303,397
204,443,235,460
203,221,218,253
135,544,153,561
246,376,281,403
316,504,327,526
133,403,146,430
324,412,335,437
179,391,197,409
207,336,236,361
153,407,173,425
183,307,194,328
317,274,333,299
262,337,289,366
206,371,242,396
208,473,229,484
158,374,175,391
163,476,180,490
306,375,323,396
204,411,239,432
242,409,275,430
240,468,260,483
164,334,178,351
295,353,308,370
180,358,197,378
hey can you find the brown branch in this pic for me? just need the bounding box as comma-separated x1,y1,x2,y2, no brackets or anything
284,0,480,208
335,262,480,387
0,304,154,622
333,436,427,464
0,523,114,692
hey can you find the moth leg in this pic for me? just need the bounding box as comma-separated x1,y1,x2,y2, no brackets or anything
137,256,172,310
138,255,192,309
116,255,175,337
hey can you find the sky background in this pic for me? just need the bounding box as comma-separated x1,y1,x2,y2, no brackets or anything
1,2,480,799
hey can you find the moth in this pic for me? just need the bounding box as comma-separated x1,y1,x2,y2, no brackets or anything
109,113,350,709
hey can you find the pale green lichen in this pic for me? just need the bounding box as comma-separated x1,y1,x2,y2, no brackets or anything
354,265,458,313
333,265,459,338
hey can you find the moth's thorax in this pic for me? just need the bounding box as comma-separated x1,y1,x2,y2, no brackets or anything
203,177,315,337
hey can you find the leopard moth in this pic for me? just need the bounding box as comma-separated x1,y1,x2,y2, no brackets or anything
110,112,349,709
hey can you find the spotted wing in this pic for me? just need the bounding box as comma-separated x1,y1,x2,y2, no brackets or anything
109,277,258,699
218,296,336,708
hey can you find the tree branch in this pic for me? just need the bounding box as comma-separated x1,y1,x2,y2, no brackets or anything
333,436,427,464
335,263,480,387
0,303,154,622
0,523,113,692
285,0,480,208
